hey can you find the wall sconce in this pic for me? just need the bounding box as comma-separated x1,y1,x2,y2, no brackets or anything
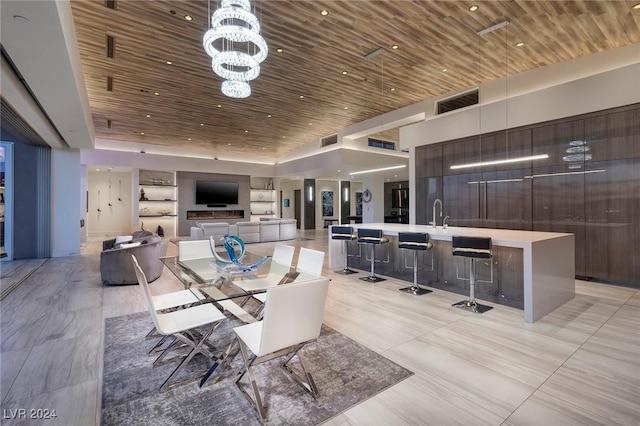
308,186,313,201
344,186,349,202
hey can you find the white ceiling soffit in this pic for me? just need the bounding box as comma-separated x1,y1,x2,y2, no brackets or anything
0,0,94,150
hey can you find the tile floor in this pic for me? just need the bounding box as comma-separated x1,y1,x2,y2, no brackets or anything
0,229,638,425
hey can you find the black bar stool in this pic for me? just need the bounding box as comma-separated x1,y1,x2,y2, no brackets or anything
398,232,433,296
331,226,358,275
357,228,389,283
451,236,493,313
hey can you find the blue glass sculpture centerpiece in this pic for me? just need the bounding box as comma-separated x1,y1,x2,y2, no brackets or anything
209,235,270,274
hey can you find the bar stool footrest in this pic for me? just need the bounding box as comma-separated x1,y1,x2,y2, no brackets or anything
452,299,493,314
334,268,358,275
399,286,432,296
359,275,386,283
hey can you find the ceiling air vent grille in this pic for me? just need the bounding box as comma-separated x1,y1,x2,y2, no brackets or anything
321,134,338,147
106,76,114,91
105,0,117,10
436,89,478,115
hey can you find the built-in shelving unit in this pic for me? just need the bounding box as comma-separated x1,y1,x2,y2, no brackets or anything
138,170,177,236
250,177,277,221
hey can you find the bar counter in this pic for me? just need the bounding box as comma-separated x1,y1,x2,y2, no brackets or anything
328,223,575,323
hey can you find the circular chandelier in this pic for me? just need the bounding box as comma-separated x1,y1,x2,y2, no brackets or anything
202,0,268,98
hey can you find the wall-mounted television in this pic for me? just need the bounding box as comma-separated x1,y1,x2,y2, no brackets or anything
195,181,239,205
391,188,409,208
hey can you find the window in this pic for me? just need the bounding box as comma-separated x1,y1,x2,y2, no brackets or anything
368,138,395,150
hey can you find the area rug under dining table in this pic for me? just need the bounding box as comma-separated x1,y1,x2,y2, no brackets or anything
101,311,413,425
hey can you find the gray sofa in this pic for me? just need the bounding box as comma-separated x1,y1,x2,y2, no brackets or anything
100,231,169,285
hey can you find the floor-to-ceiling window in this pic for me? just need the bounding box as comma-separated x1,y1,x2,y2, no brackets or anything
0,142,13,260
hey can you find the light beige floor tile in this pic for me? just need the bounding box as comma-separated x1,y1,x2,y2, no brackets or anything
419,317,579,387
538,349,640,425
384,338,535,419
505,389,616,426
363,374,505,425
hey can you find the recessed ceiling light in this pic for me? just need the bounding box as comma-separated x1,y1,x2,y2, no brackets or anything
140,132,145,135
282,136,286,139
320,9,328,16
309,123,312,126
390,87,396,91
267,114,272,117
469,5,479,11
391,45,399,49
166,60,173,65
146,114,151,117
342,71,348,75
516,42,525,47
187,138,191,141
200,123,204,126
277,48,283,53
442,68,448,72
633,3,640,9
227,143,231,145
245,130,249,133
154,92,160,96
344,107,349,110
217,104,222,108
299,95,304,99
184,15,193,21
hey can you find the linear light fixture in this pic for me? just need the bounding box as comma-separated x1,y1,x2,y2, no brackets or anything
450,154,548,170
349,165,406,176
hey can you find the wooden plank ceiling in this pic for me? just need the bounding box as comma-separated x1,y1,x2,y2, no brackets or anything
70,0,640,159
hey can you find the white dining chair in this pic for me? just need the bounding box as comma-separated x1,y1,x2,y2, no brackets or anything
132,255,227,390
233,277,330,420
235,245,295,307
250,247,324,315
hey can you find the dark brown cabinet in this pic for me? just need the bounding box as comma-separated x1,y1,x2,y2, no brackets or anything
415,144,443,178
584,158,640,283
415,103,640,285
415,177,442,225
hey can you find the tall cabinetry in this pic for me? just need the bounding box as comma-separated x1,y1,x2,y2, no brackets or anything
138,170,177,237
414,103,640,285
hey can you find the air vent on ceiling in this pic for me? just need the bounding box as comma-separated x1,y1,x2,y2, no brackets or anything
368,138,395,150
106,76,114,91
107,119,112,129
436,89,479,115
321,134,338,147
105,0,117,10
106,35,115,58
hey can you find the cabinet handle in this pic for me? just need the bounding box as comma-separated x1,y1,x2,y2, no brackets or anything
484,182,488,219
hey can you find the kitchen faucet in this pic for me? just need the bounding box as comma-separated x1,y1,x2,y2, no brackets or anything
432,198,443,228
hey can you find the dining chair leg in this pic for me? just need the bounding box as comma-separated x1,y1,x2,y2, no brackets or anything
159,322,220,390
281,344,318,397
236,338,267,420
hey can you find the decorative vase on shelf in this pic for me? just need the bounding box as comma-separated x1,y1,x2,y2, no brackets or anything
139,188,148,201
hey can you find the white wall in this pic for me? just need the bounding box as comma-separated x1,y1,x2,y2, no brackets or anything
280,180,301,220
87,170,133,238
51,149,81,256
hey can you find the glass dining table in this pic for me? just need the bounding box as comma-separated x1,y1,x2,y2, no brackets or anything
160,251,312,387
160,251,309,322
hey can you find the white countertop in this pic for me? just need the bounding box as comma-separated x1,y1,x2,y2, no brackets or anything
347,223,572,249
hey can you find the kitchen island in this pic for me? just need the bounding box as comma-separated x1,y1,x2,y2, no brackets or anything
329,223,575,323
